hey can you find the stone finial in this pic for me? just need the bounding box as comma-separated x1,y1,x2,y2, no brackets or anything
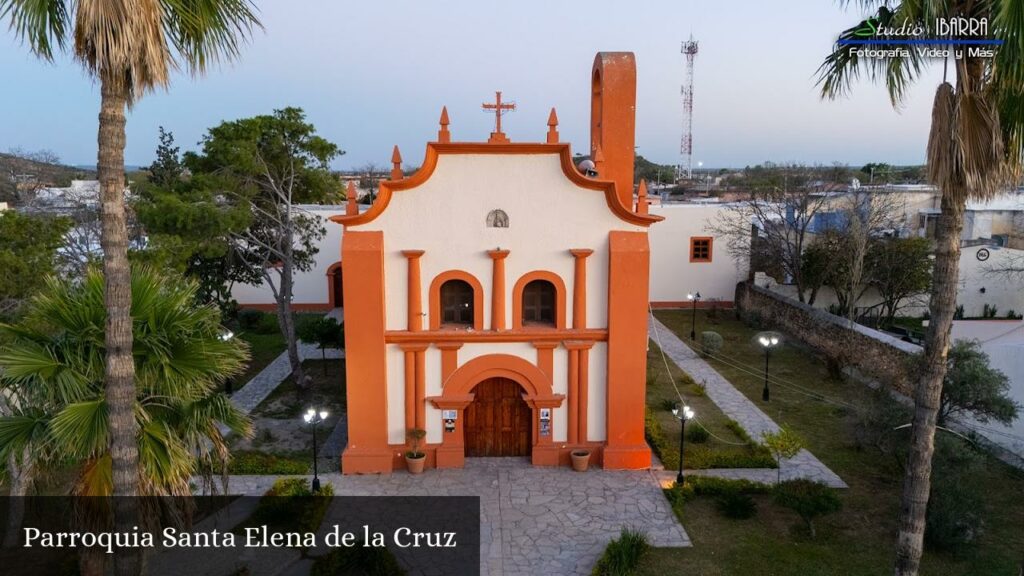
346,181,358,215
391,145,403,180
546,108,559,144
438,106,451,143
636,179,649,215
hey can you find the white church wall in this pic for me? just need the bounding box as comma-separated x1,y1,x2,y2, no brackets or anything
648,204,746,306
586,342,608,442
356,154,644,332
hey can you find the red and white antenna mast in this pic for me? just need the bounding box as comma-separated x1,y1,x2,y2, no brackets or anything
680,35,699,180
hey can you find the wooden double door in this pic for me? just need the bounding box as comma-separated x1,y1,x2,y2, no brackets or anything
464,378,532,457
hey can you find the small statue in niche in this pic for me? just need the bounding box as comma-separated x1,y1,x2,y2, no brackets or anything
486,209,509,228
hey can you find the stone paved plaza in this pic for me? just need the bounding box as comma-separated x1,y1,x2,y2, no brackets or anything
191,459,689,576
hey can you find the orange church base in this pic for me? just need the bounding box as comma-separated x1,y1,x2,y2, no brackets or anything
339,442,651,474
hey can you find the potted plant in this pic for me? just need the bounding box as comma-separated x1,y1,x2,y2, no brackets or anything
571,449,591,472
405,428,427,474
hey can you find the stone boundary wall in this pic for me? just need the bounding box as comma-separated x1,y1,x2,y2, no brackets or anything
735,281,922,396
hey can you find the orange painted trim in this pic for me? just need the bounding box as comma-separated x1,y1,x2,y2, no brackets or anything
511,270,568,330
487,249,510,331
689,236,714,263
328,142,663,228
442,354,560,400
325,261,343,309
649,300,734,310
401,250,425,331
428,270,485,331
385,328,607,344
569,249,593,330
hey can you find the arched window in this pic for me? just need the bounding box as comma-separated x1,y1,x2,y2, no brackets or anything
440,280,474,326
521,280,556,326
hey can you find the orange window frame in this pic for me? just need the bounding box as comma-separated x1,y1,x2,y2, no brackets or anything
690,237,713,263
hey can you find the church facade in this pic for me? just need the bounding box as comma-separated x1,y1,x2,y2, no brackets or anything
332,52,662,474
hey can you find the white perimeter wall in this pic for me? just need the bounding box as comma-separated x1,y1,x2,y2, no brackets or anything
231,206,346,307
951,321,1024,457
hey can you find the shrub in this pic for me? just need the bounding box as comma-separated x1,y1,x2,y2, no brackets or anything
229,451,309,475
724,419,753,444
310,545,405,576
238,478,335,539
644,408,678,471
256,313,281,334
700,331,724,357
238,308,264,330
773,479,841,538
686,475,772,496
691,381,707,397
592,527,649,576
686,422,710,444
851,387,910,464
925,437,986,551
716,491,757,519
660,398,677,413
762,426,804,484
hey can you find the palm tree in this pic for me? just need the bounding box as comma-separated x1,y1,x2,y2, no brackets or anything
818,2,1022,574
0,2,259,573
0,266,252,573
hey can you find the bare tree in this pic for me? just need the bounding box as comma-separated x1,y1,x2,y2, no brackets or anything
832,190,907,321
707,164,830,302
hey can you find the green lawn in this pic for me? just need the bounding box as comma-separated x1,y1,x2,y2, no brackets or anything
646,342,775,470
637,309,1024,576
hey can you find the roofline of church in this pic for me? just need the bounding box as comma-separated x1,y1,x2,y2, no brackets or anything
329,141,663,228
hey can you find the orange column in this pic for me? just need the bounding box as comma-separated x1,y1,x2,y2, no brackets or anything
579,346,590,442
437,342,463,386
402,347,416,434
340,231,392,474
415,349,426,430
569,249,593,330
487,249,510,331
401,250,424,331
567,348,579,445
533,342,558,381
566,341,593,445
604,231,652,470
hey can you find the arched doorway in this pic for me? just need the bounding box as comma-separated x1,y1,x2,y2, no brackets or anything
464,378,532,457
328,263,343,307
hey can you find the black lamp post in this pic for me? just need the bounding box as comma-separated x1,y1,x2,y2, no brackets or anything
758,334,779,401
220,329,235,394
688,292,701,340
672,403,695,485
303,407,328,493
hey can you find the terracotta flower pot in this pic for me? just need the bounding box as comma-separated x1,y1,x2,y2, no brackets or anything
406,454,426,475
571,450,591,472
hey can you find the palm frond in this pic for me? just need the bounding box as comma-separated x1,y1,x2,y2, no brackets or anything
49,399,109,459
0,0,71,60
160,0,261,74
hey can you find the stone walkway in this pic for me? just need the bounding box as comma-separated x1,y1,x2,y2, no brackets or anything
230,343,345,413
193,458,689,576
649,316,847,488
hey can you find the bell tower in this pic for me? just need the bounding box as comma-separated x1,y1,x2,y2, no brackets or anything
590,52,637,209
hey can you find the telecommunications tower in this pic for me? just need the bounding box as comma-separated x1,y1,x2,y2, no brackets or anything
680,35,699,180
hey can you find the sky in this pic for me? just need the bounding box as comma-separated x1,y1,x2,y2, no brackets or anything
0,0,946,170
